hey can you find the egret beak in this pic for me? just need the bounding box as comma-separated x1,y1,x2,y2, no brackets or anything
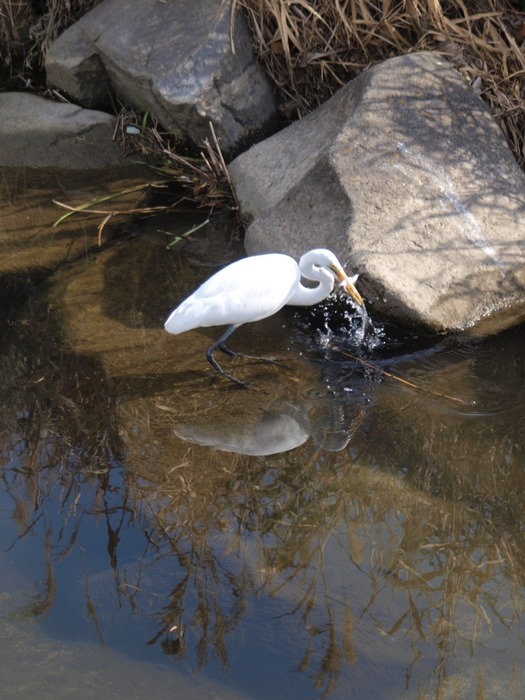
331,265,364,305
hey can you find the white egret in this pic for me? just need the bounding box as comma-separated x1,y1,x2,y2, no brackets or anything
164,248,363,386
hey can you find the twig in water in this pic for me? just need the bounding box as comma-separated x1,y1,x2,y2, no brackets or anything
332,346,472,406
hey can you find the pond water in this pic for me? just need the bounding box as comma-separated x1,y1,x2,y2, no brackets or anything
1,168,525,699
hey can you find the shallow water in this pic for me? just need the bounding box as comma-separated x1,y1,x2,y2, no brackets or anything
1,169,525,699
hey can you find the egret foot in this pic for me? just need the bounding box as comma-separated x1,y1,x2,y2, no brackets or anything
217,371,253,390
207,346,251,389
218,343,284,367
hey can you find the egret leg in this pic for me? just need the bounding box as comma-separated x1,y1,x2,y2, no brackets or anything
207,325,250,388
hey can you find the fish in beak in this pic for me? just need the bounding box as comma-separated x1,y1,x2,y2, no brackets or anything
330,264,364,305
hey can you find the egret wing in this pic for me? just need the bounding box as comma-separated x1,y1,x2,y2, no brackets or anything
165,254,300,333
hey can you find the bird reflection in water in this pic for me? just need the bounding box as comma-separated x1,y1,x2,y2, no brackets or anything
172,394,367,458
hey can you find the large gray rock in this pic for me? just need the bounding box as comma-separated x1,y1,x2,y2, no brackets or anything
229,52,525,334
46,0,278,153
0,92,126,168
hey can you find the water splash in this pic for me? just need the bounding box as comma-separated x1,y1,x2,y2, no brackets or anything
292,292,385,354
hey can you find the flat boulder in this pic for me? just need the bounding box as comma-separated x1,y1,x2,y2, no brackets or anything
45,0,278,153
229,52,525,334
0,92,126,168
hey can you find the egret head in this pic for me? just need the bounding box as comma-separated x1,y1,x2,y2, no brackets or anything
299,249,364,306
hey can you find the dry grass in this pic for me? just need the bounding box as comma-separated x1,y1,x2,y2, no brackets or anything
235,0,525,167
113,108,238,210
110,106,238,211
152,122,237,210
0,0,101,69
